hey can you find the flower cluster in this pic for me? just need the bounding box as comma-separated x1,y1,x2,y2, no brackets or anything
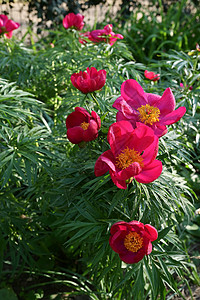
63,12,187,265
85,24,124,46
0,14,20,38
63,13,123,46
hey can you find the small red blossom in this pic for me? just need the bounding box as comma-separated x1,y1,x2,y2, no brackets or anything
94,121,162,189
144,70,160,81
0,14,20,38
112,79,186,137
109,220,158,264
180,83,193,91
86,24,123,46
63,13,84,31
71,67,106,94
66,107,101,144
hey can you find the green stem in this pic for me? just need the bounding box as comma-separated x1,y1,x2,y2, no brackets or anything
90,92,102,111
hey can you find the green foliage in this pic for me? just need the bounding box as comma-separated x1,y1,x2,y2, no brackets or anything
120,0,200,63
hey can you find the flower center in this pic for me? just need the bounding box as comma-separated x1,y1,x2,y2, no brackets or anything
124,231,143,253
116,147,144,170
80,122,89,130
137,104,160,125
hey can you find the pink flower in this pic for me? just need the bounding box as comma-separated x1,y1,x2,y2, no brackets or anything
63,13,84,31
87,24,123,46
0,15,20,38
71,67,106,94
94,121,162,189
66,107,101,144
113,79,186,137
109,220,158,264
144,70,160,81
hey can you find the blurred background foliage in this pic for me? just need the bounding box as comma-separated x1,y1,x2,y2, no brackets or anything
0,0,200,299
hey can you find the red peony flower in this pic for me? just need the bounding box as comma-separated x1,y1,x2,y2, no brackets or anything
112,79,186,137
66,107,101,144
63,12,84,31
144,70,160,81
87,24,123,46
0,14,20,38
94,121,162,189
109,220,158,264
71,67,106,94
196,43,200,51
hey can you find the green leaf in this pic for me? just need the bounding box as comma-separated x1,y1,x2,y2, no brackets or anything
0,288,18,300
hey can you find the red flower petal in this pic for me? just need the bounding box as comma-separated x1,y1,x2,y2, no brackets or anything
135,160,162,183
121,79,147,107
159,106,186,126
128,123,155,153
156,88,175,115
119,247,146,264
83,119,99,141
141,135,159,165
144,224,158,241
110,221,129,235
5,19,20,32
109,170,128,189
109,230,128,254
152,124,168,137
108,120,134,157
66,111,86,129
67,126,84,144
94,150,116,177
146,93,161,106
117,162,142,180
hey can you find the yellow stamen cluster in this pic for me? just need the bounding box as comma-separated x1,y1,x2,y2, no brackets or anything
116,147,144,170
80,122,90,130
137,104,160,125
124,231,143,253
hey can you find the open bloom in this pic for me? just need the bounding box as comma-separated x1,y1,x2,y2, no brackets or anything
144,70,160,81
94,121,162,189
109,220,158,264
113,79,186,137
63,13,84,31
66,107,101,144
0,15,20,38
71,67,106,94
87,24,123,46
